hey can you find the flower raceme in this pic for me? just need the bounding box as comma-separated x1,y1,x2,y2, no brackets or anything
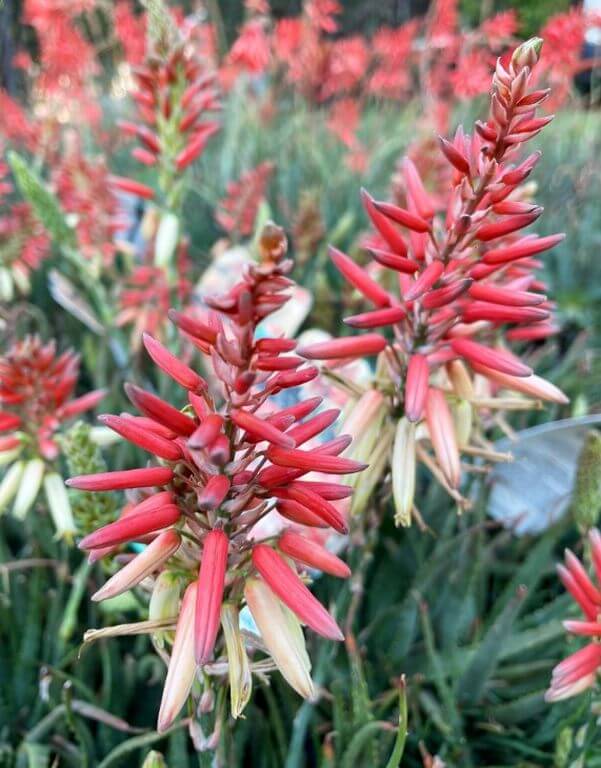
546,530,601,703
68,225,361,730
0,336,105,536
298,39,569,525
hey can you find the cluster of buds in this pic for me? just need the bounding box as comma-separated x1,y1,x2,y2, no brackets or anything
298,39,569,525
546,530,601,702
0,151,49,302
215,161,274,240
0,336,105,536
110,21,221,213
67,225,362,732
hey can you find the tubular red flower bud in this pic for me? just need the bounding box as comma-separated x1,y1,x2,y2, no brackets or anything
208,434,231,465
266,446,367,476
167,309,218,345
361,190,409,255
0,413,22,432
404,261,444,301
175,124,220,170
256,338,297,354
57,389,106,420
278,531,351,578
285,409,340,446
108,175,155,200
143,333,207,392
79,503,180,550
329,246,391,308
274,484,348,533
462,302,549,325
98,414,182,461
476,211,542,242
131,147,157,166
290,481,353,500
66,467,174,491
297,334,387,360
468,284,546,306
401,158,435,219
231,408,296,449
368,248,420,274
198,475,231,510
405,354,429,422
372,201,430,232
438,137,470,174
422,279,472,310
451,338,532,377
195,530,229,664
251,545,344,641
189,414,224,449
256,356,303,371
270,367,319,390
125,383,196,436
344,306,406,329
481,233,565,265
276,499,329,528
425,389,461,489
269,397,322,423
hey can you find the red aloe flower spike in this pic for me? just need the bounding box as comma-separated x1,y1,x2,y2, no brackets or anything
251,545,344,641
450,338,532,377
195,530,229,665
270,367,319,391
98,415,182,462
124,383,197,436
142,333,207,392
297,334,387,360
278,531,351,579
422,279,472,310
329,246,391,308
230,409,296,449
462,302,549,325
438,137,470,175
56,389,107,420
344,306,406,329
266,446,367,476
66,467,174,491
290,481,353,500
475,210,542,241
405,355,429,422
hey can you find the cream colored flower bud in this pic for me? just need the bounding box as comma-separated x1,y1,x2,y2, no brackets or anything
149,571,182,648
44,472,76,539
155,212,179,270
221,603,252,718
13,458,45,519
451,399,473,449
0,460,25,513
392,417,416,527
446,359,474,400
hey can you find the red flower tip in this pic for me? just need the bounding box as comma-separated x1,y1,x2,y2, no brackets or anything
195,529,229,664
450,338,532,377
142,333,207,392
66,467,174,491
98,414,182,462
278,531,351,579
405,354,429,422
251,544,344,641
328,245,391,308
231,408,296,449
297,333,387,361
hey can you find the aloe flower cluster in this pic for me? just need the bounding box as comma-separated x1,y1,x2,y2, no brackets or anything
67,225,363,731
299,38,569,525
0,336,105,535
547,531,601,702
110,17,221,211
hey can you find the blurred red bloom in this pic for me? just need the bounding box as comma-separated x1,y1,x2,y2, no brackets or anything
216,161,274,239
